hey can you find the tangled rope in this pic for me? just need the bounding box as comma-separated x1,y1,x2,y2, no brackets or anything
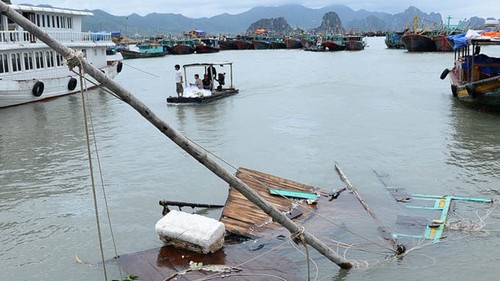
65,49,86,71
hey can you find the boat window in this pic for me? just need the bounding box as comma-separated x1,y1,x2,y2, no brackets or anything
55,53,62,66
42,15,45,27
51,16,55,28
46,51,54,68
67,17,72,29
56,16,60,28
23,52,33,70
0,54,8,73
11,53,21,72
35,51,44,69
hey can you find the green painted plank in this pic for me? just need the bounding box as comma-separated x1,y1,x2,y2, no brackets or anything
269,188,318,200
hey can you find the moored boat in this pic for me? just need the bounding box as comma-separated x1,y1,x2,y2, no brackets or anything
0,2,123,108
441,31,500,111
401,15,438,52
321,34,345,51
162,39,195,55
233,37,254,50
385,31,406,49
218,38,238,50
118,41,167,59
432,34,454,52
284,37,303,49
343,35,366,51
194,38,220,53
166,61,239,104
401,33,436,52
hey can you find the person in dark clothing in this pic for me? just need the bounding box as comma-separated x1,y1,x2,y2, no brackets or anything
202,74,212,90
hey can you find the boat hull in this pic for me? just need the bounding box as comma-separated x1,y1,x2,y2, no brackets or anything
119,48,166,59
166,89,239,104
218,40,238,50
321,41,345,51
284,38,303,49
385,32,406,49
344,39,365,51
433,35,454,52
234,39,253,50
402,34,436,52
450,72,500,111
194,45,220,53
0,62,122,108
170,44,195,55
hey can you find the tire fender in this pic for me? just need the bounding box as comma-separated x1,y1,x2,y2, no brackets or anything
440,68,450,80
32,81,44,97
68,77,77,91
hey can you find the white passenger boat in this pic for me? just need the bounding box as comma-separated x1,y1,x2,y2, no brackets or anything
0,1,123,108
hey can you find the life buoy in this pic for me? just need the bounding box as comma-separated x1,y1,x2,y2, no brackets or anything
451,85,458,97
68,77,77,91
32,81,44,97
117,61,123,73
466,84,477,98
440,68,450,80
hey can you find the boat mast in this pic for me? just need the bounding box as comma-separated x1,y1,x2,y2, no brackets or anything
0,2,353,270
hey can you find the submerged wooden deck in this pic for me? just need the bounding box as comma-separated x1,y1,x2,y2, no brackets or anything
115,167,382,280
220,167,321,237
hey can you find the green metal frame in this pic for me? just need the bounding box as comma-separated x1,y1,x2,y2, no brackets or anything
394,194,492,243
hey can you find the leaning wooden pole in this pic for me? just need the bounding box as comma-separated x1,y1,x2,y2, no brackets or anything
0,3,353,269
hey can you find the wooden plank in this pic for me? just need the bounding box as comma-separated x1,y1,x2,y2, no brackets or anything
220,167,318,237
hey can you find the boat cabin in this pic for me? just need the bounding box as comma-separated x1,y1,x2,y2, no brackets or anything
0,3,112,77
453,38,500,84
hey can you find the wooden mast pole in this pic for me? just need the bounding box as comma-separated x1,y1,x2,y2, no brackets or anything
334,162,405,255
0,3,353,269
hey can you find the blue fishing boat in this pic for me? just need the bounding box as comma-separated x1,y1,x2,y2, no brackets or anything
441,31,500,111
119,41,167,59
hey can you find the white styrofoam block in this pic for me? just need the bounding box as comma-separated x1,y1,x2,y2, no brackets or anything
155,210,225,253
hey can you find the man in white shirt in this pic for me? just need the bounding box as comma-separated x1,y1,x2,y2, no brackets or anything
174,64,183,97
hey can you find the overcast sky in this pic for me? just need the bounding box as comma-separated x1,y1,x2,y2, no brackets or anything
19,1,498,21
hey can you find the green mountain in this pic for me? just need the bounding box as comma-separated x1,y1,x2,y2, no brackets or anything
82,4,487,36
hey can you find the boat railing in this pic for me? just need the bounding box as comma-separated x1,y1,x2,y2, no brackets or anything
0,30,113,44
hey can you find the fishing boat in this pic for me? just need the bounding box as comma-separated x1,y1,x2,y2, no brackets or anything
118,41,167,59
321,34,345,51
217,37,238,50
233,36,254,50
194,38,220,54
433,16,466,52
385,31,406,49
284,37,303,49
343,35,366,51
166,61,239,104
161,39,195,55
401,16,437,52
0,1,123,108
441,30,500,111
401,32,436,52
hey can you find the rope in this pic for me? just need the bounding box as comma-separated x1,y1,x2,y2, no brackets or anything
121,61,160,77
76,60,109,281
85,88,124,280
65,50,86,71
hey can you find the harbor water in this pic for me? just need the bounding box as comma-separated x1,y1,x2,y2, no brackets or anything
1,37,499,280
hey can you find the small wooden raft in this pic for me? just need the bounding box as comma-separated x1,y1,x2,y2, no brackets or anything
220,167,320,237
